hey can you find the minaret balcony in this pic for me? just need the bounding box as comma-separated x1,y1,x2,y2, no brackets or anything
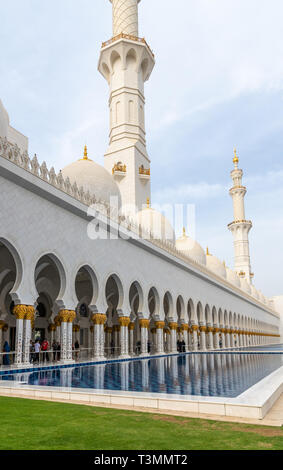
112,163,127,178
101,33,154,58
139,165,150,180
228,219,253,230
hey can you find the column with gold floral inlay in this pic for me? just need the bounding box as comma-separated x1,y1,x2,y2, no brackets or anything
155,321,165,354
128,323,135,355
67,311,76,361
48,324,56,348
92,314,107,360
199,325,207,351
182,324,189,351
105,326,113,356
225,326,230,348
119,316,131,358
213,326,220,349
139,319,149,356
59,310,70,362
54,315,61,343
206,325,214,350
23,306,35,365
191,324,199,351
13,305,27,366
168,322,178,353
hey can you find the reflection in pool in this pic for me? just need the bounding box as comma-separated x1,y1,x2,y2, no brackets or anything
1,353,283,398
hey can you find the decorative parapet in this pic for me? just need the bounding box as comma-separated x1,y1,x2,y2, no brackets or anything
228,219,252,229
0,136,278,317
102,33,154,58
139,165,150,179
112,162,127,176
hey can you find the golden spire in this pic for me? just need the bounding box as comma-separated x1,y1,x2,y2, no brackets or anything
83,145,88,160
206,247,211,256
183,227,186,237
146,198,150,208
233,148,239,166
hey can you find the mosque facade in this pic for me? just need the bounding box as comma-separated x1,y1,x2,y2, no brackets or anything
0,0,281,367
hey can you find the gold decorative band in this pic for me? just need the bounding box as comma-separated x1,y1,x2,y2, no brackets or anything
118,316,131,327
13,305,35,320
59,309,76,323
0,320,5,330
155,321,165,330
91,313,107,325
48,324,56,332
200,326,207,332
169,322,178,330
191,325,199,332
139,319,150,329
128,322,135,331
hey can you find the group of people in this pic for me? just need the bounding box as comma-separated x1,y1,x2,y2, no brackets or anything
177,339,186,353
1,338,81,366
29,339,80,364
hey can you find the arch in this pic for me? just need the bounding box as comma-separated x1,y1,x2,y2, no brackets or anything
187,298,195,324
141,58,149,81
197,301,204,324
75,264,99,310
163,291,173,318
0,238,23,292
34,253,66,301
212,306,218,325
205,304,211,325
129,281,144,314
148,287,160,317
110,50,122,72
126,48,137,69
105,273,124,311
176,295,186,322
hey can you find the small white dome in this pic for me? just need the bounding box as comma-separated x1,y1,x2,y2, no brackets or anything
226,267,241,287
135,205,175,243
0,99,9,139
240,277,251,294
176,230,206,265
206,254,227,279
62,148,121,207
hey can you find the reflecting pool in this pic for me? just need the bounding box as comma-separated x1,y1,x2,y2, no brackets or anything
2,353,283,398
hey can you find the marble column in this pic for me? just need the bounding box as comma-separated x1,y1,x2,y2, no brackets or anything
59,310,76,363
199,325,207,351
105,326,112,356
92,314,107,360
168,322,178,353
118,316,131,358
23,306,35,365
128,322,135,355
13,305,27,366
213,326,220,349
54,316,61,342
155,322,165,354
225,327,230,348
182,324,189,351
113,325,120,356
139,319,149,356
188,327,193,351
206,325,213,350
191,325,199,351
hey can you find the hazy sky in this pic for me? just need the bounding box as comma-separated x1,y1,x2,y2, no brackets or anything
1,0,283,296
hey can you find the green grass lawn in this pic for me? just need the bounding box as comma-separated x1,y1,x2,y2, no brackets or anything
0,396,282,450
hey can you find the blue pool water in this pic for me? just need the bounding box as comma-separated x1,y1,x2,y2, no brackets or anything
1,353,283,398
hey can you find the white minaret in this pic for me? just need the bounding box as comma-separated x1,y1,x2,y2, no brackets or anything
98,0,155,214
228,150,253,283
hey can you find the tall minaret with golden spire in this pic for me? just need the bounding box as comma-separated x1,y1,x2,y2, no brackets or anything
98,0,155,214
228,149,253,283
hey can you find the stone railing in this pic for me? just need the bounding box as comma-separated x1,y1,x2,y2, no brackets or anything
102,33,154,57
0,137,276,315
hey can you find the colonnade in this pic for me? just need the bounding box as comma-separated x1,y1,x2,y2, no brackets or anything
1,304,280,368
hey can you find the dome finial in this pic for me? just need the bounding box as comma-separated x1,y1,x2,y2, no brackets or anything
183,227,187,237
233,148,239,168
146,197,150,208
84,145,88,160
206,247,211,256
